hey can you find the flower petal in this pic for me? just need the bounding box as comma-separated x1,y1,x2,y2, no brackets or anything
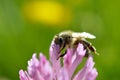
49,42,61,78
49,41,60,61
57,68,70,80
63,48,73,68
66,43,86,78
84,68,98,80
73,55,98,80
39,53,53,80
27,54,39,77
19,70,31,80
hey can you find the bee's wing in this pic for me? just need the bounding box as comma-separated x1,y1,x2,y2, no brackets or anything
72,32,96,39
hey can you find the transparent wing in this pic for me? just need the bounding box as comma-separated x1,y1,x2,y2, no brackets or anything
72,32,96,39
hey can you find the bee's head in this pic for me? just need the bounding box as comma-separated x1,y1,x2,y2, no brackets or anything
54,34,72,46
53,31,73,53
54,35,64,47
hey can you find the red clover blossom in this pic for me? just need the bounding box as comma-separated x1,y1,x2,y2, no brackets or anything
19,42,98,80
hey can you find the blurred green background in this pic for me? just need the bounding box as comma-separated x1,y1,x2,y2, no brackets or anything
0,0,120,80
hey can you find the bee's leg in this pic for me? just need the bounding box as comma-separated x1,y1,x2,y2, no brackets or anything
58,43,66,54
60,50,67,57
83,44,90,57
57,50,67,60
82,40,99,55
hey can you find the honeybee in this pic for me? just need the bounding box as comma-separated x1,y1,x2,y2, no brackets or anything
53,30,99,59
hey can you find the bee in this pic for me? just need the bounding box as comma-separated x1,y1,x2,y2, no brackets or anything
53,30,99,59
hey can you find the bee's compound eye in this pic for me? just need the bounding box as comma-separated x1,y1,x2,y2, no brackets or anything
68,36,71,38
59,37,63,43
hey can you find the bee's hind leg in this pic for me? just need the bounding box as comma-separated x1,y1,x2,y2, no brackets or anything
82,40,99,55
